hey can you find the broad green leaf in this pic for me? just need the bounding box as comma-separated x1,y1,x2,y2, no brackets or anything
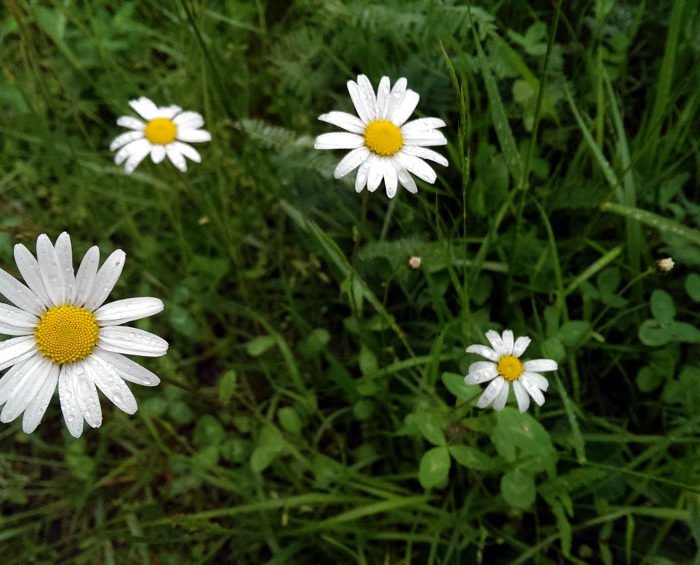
418,447,451,489
449,445,495,471
299,328,331,359
557,321,591,347
218,370,237,405
638,320,672,346
685,274,700,302
278,407,303,436
541,336,566,362
650,289,676,322
245,335,277,356
442,372,481,402
492,409,556,473
636,366,663,393
501,470,536,509
194,415,225,447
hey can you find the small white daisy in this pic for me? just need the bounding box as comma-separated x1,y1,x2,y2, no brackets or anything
464,330,557,413
111,96,211,174
0,232,168,437
314,74,448,198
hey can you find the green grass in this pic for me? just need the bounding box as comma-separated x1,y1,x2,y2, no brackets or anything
1,0,700,563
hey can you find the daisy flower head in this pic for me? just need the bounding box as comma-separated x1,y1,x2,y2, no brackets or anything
314,74,448,198
464,330,557,413
111,96,211,174
0,233,168,437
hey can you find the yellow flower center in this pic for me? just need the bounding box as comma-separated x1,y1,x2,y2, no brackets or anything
34,305,99,365
364,120,403,156
497,355,524,382
144,118,177,145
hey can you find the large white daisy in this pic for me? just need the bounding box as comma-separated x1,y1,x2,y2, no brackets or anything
314,74,448,198
111,96,211,174
464,330,557,413
0,233,168,437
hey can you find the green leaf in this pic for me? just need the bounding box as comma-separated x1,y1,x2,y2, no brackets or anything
299,328,331,359
601,202,700,247
278,407,303,436
638,320,673,346
449,445,495,471
685,274,700,302
245,335,277,356
636,366,663,393
250,425,285,473
492,409,556,473
441,372,481,401
650,290,676,322
217,370,237,405
418,447,451,489
557,321,591,347
194,415,225,447
501,470,536,509
414,411,446,447
541,336,566,362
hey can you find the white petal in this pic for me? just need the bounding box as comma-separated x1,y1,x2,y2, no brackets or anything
318,111,365,134
346,79,371,123
0,336,37,370
357,75,378,120
314,132,364,150
173,111,204,129
390,90,420,126
110,130,144,151
155,105,182,120
383,160,398,198
519,374,546,406
98,327,169,357
401,117,447,134
401,145,448,166
0,268,45,316
367,155,384,192
0,354,38,404
393,158,417,193
170,141,201,163
465,343,499,362
402,129,447,147
84,250,126,311
87,356,137,415
176,128,211,143
124,141,152,174
387,77,407,116
150,144,166,164
0,303,38,335
0,347,36,372
35,234,65,305
166,144,188,172
93,349,160,386
485,330,508,356
355,159,370,193
74,246,100,307
128,97,159,121
522,371,549,391
13,244,51,307
59,365,84,438
512,336,531,357
95,297,164,326
73,361,102,428
0,357,49,423
54,232,76,304
396,153,437,184
114,138,150,166
334,147,370,179
492,380,510,411
512,380,530,413
116,116,145,131
465,363,498,385
523,359,558,373
476,377,505,409
501,330,515,356
375,76,391,119
22,362,58,434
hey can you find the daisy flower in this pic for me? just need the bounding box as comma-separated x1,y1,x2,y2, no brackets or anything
111,96,211,174
464,330,557,413
314,74,448,198
0,233,168,437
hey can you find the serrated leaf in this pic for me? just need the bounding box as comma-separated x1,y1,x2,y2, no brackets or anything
501,470,536,509
418,447,451,489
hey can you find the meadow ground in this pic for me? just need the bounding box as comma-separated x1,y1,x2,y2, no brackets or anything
1,1,700,563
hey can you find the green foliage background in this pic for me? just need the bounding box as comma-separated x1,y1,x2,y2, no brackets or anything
1,0,700,563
